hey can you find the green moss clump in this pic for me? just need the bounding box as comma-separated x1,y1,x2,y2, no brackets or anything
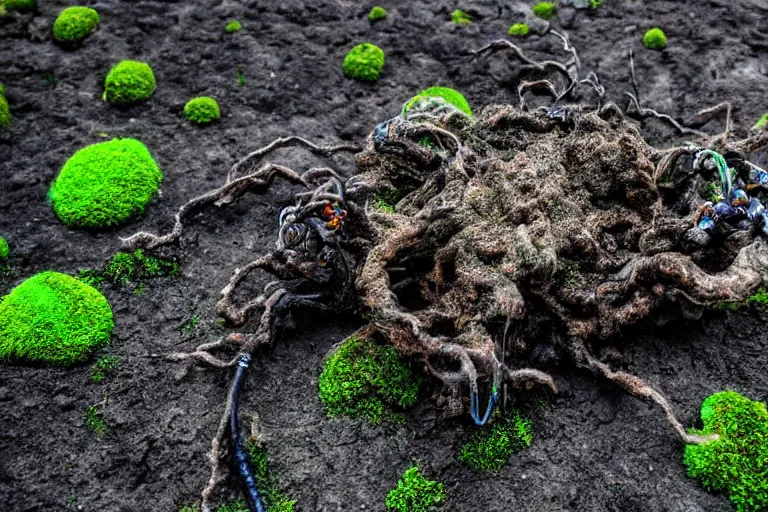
2,0,36,12
747,288,768,311
102,60,156,105
184,96,220,125
104,249,178,284
385,466,445,512
508,23,529,37
684,391,768,512
49,138,162,229
532,2,556,19
752,113,768,132
403,86,472,117
450,9,471,24
53,6,100,43
84,404,106,435
342,43,385,81
459,411,532,471
643,28,667,50
0,271,113,365
0,236,9,260
248,444,297,512
225,19,241,33
0,85,10,130
318,333,421,423
369,6,387,22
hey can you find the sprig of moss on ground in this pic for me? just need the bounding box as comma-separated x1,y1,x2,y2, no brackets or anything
79,249,178,291
385,465,445,512
90,356,119,382
84,404,107,435
459,411,532,471
684,391,768,512
716,288,768,313
318,333,421,423
450,9,471,24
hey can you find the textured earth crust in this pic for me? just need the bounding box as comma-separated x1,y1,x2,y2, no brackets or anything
1,1,768,511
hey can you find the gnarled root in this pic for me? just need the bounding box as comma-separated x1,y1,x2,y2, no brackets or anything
569,342,717,445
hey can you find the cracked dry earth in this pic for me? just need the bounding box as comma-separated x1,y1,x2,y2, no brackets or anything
1,0,768,511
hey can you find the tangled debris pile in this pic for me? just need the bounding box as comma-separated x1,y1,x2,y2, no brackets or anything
121,34,768,512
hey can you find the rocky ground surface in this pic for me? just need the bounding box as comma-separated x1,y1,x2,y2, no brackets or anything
1,0,767,511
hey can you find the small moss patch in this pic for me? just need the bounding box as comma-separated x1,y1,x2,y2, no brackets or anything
369,6,387,22
0,271,113,365
643,28,667,50
752,113,768,132
386,465,445,512
0,89,10,130
404,86,472,117
225,19,241,33
49,138,162,229
450,9,471,24
342,43,385,81
53,6,100,43
684,391,768,512
0,236,9,260
2,0,36,12
371,188,403,213
459,411,532,471
84,404,106,435
318,333,421,423
508,23,529,37
103,60,156,105
532,2,556,19
90,355,119,382
248,444,297,512
184,96,220,125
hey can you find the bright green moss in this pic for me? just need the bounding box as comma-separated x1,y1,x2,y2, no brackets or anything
0,236,8,260
184,96,220,125
0,271,113,365
53,6,100,43
508,23,529,37
385,466,445,512
0,94,10,130
2,0,36,12
342,43,385,81
403,86,472,117
225,19,241,33
752,113,768,131
684,391,768,512
248,444,296,512
747,288,768,311
102,60,156,105
450,9,471,24
369,6,387,22
532,2,556,19
459,411,532,471
318,334,421,423
49,138,162,229
643,28,667,50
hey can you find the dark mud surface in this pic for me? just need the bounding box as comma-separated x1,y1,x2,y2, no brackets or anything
2,0,768,511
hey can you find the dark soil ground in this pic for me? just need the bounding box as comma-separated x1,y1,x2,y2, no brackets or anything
2,0,768,511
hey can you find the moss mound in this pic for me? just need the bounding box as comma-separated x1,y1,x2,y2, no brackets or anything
0,271,113,365
643,27,667,50
0,85,10,130
53,6,100,43
0,236,9,260
342,43,385,81
403,86,472,117
684,391,768,511
49,138,163,229
103,60,156,105
532,2,556,19
508,23,529,37
459,411,532,471
369,6,387,21
386,466,445,512
318,333,421,423
184,96,220,125
2,0,36,12
450,9,471,24
225,19,241,33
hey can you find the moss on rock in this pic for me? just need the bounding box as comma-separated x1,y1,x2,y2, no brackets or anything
0,271,113,365
450,9,471,24
225,19,241,33
103,60,156,105
342,43,385,81
385,466,445,512
643,27,667,50
318,333,421,423
49,138,163,229
53,6,100,43
403,86,472,117
508,23,529,37
684,391,768,512
369,6,387,22
184,96,220,125
532,2,556,19
2,0,36,12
